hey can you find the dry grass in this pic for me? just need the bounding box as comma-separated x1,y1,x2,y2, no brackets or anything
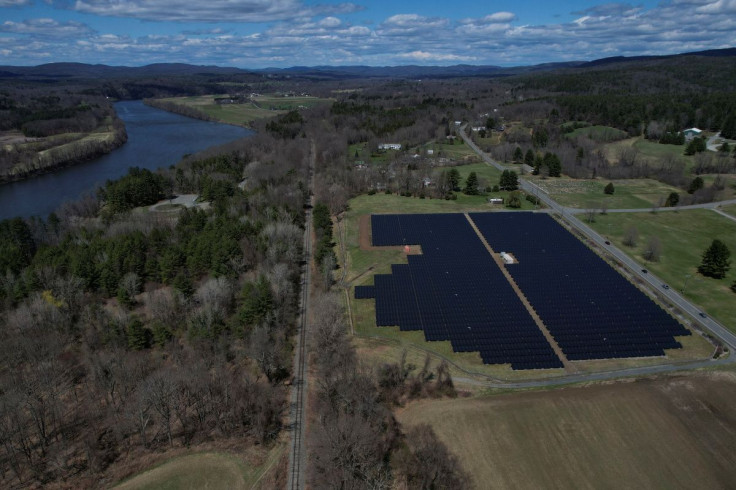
113,443,284,490
397,370,736,490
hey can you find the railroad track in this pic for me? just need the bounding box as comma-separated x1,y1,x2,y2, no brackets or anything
287,143,314,490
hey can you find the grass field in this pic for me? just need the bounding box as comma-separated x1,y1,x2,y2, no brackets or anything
114,445,283,490
397,370,736,489
603,137,695,169
567,125,628,142
588,209,736,332
156,94,331,126
528,177,683,209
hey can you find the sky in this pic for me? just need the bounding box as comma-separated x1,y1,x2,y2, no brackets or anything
0,0,735,68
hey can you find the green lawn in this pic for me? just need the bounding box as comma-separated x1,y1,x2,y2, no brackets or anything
113,445,283,490
588,209,736,332
527,177,683,209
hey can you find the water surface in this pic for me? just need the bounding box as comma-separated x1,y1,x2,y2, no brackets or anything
0,100,251,220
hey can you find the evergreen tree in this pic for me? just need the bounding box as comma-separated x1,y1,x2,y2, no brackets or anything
543,152,562,177
524,149,535,167
513,146,523,162
604,182,615,195
698,239,731,279
463,172,480,195
127,318,150,351
447,168,461,191
688,176,704,194
499,170,519,191
665,192,680,207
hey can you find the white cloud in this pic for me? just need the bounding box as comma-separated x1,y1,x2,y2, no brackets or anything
67,0,362,23
0,0,31,6
397,50,476,62
0,18,94,37
696,0,736,13
318,16,341,28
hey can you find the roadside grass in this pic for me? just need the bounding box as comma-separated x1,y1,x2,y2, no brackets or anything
114,444,283,490
527,176,683,209
721,203,736,217
588,209,736,332
396,370,736,490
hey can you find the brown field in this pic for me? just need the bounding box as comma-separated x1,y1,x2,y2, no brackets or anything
397,370,736,490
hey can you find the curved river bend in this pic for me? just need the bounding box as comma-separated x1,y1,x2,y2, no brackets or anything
0,100,252,220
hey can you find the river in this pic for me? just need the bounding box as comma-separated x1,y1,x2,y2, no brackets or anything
0,100,252,220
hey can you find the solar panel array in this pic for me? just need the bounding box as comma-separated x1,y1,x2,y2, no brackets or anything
468,212,689,360
354,285,376,299
366,213,563,370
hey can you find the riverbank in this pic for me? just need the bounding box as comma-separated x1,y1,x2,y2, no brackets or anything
0,118,128,184
0,100,252,220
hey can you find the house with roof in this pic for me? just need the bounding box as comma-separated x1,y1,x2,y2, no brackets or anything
683,128,703,141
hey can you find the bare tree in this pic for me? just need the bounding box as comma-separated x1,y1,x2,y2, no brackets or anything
623,226,639,247
643,236,662,262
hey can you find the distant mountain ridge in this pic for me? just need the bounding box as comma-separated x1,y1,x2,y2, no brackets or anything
1,47,733,81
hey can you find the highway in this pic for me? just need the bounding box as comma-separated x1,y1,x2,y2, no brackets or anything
458,126,736,381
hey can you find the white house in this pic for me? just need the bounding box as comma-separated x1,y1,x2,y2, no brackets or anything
488,198,504,204
378,143,402,150
683,128,702,141
427,149,434,155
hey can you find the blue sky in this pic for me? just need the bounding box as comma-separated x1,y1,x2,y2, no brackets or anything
1,0,734,67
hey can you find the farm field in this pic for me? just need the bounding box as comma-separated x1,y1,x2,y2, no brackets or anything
528,177,683,209
114,445,283,490
589,209,736,332
397,370,736,490
155,94,331,126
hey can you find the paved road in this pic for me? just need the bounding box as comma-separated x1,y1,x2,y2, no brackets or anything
562,198,736,214
459,127,736,387
286,143,315,490
706,132,723,152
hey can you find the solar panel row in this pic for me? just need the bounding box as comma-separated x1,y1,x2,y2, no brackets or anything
468,212,689,361
354,285,376,299
368,213,563,370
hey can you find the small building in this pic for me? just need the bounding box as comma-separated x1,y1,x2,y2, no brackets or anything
427,149,434,155
471,126,485,132
454,121,462,126
488,197,504,204
683,128,702,141
379,143,402,150
500,252,515,264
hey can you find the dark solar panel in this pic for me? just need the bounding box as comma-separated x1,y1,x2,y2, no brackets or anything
354,285,376,299
468,212,689,361
364,213,564,370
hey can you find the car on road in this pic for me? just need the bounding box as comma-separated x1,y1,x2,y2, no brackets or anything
605,240,610,245
641,269,648,273
699,312,707,318
662,284,670,289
